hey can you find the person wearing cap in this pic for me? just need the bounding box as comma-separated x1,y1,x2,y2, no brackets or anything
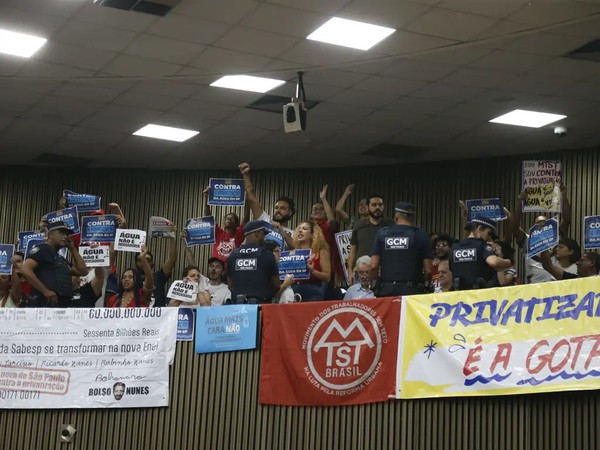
201,257,232,306
510,184,572,283
226,220,280,304
450,217,512,290
21,221,89,307
370,202,433,297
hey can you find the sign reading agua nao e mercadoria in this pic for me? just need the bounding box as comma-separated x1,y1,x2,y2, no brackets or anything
260,298,400,406
114,229,146,252
397,278,600,399
0,308,177,409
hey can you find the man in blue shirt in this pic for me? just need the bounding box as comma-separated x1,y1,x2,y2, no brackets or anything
344,255,375,300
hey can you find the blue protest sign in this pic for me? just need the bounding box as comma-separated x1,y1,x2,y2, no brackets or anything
44,207,80,235
25,239,45,258
264,222,285,250
81,215,117,242
583,215,600,250
466,198,506,222
17,231,45,253
207,178,246,206
195,305,259,353
177,308,195,341
63,189,101,212
0,244,14,275
278,249,311,280
527,217,559,257
185,216,215,247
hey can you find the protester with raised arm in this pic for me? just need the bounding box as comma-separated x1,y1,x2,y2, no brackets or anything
107,247,153,308
239,162,295,250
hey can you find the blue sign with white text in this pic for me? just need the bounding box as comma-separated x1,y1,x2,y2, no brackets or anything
264,222,285,250
81,215,117,242
466,198,506,222
195,305,259,354
177,308,195,341
0,244,14,275
278,249,311,280
208,178,245,206
527,217,559,257
63,189,101,212
17,231,45,253
584,215,600,250
185,216,215,246
44,207,80,235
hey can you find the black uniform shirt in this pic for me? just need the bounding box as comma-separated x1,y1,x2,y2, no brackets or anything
27,244,73,299
372,224,433,282
450,238,496,287
227,243,278,302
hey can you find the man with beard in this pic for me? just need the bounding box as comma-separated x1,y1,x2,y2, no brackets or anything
239,162,295,250
201,257,231,306
202,186,250,265
431,234,454,292
346,195,394,285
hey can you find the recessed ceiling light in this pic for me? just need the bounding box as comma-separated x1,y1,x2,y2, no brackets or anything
307,17,395,51
210,75,286,93
0,29,47,58
133,124,199,142
489,109,566,128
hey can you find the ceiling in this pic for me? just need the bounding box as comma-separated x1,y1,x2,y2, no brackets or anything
1,0,600,170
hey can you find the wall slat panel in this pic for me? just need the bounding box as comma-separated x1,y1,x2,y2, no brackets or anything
2,147,600,449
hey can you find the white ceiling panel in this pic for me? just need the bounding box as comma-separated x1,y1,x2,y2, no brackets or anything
102,55,182,77
124,34,206,65
405,8,498,41
214,26,300,58
240,3,327,37
0,0,598,169
145,14,231,44
73,3,158,32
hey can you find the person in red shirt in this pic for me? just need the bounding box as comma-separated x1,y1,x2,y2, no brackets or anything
310,185,343,293
292,221,331,302
106,248,153,308
202,186,250,264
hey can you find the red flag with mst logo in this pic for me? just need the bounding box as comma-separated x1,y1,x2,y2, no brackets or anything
259,298,400,406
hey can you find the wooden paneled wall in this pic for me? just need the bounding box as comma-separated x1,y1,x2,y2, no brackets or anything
1,147,599,450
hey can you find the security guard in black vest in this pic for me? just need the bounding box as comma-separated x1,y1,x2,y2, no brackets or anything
21,221,89,307
450,217,512,291
226,220,280,304
370,202,433,297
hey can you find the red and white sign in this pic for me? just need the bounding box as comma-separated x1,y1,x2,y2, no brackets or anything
259,298,400,406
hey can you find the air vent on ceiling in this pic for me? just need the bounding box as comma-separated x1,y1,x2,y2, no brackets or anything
32,153,92,167
246,94,319,114
565,39,600,62
94,0,180,17
361,143,431,161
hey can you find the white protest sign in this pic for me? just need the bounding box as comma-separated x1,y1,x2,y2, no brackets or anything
167,280,199,303
335,230,353,285
148,216,175,238
78,245,110,268
114,229,146,252
0,308,177,409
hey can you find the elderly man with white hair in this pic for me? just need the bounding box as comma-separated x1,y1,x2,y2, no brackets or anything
343,255,375,300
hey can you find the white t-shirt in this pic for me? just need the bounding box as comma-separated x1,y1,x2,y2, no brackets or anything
523,236,577,283
200,275,231,306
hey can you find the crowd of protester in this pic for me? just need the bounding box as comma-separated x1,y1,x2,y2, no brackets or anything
3,163,599,309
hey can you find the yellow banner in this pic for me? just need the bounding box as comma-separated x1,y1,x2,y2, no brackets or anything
398,278,600,398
